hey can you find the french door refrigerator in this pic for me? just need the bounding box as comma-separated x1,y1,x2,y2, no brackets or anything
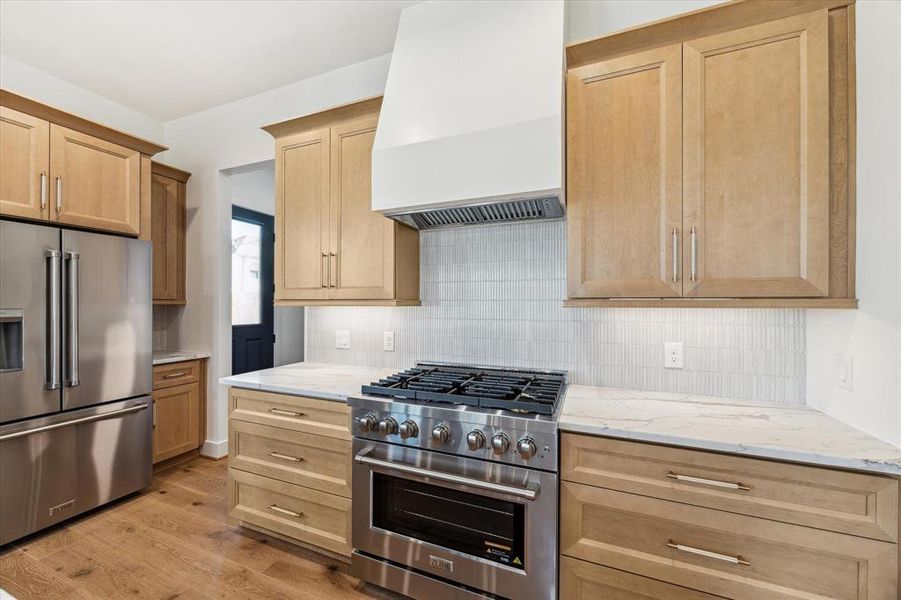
0,220,152,545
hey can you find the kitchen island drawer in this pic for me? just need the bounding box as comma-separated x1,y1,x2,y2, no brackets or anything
561,433,898,541
561,482,897,600
228,468,351,557
560,556,722,600
152,359,201,389
229,420,351,497
228,388,350,440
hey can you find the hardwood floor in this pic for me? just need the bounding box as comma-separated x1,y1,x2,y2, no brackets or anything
0,457,393,600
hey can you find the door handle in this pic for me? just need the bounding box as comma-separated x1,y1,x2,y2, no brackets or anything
666,540,750,566
672,227,678,283
0,403,148,441
162,371,187,379
55,176,62,213
64,251,79,387
329,252,337,288
45,249,61,391
40,172,47,211
666,472,751,491
321,252,328,288
690,226,697,283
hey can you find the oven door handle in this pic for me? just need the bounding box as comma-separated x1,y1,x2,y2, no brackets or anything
355,448,540,501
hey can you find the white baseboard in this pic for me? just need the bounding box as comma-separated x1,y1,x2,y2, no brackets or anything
201,438,228,459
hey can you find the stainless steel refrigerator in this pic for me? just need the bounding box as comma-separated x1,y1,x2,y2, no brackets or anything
0,219,152,545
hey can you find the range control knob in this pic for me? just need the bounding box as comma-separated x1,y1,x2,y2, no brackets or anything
491,433,510,455
378,417,398,435
431,424,450,444
516,437,538,460
398,420,419,440
466,430,486,451
356,413,378,432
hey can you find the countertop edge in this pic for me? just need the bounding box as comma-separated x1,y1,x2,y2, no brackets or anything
152,351,212,366
220,379,349,403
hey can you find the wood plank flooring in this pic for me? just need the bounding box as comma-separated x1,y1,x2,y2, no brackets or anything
0,457,393,600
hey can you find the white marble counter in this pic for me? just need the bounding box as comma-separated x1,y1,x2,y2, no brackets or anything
152,349,211,366
220,361,396,403
559,386,901,476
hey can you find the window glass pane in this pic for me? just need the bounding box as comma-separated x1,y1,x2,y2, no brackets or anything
231,219,262,325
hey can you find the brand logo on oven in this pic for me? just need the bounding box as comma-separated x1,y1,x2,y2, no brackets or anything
48,499,75,517
429,555,453,572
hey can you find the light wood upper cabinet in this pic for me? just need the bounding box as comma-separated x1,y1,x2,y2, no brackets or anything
151,162,189,305
265,97,419,306
683,11,830,298
565,2,856,308
567,44,682,298
50,124,141,235
0,106,50,221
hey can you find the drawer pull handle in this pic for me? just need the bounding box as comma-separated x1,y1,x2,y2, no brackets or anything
268,408,305,417
268,504,303,519
666,472,751,491
268,451,303,463
667,540,750,566
163,372,187,379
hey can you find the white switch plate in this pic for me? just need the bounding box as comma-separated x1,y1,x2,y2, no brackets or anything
664,342,684,369
335,330,350,349
383,331,395,352
838,354,854,391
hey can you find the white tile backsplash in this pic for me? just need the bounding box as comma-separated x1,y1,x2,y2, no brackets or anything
306,220,806,404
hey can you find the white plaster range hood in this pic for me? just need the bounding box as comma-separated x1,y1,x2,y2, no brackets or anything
371,0,565,229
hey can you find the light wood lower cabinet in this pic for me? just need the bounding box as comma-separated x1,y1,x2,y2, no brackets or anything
560,433,899,600
151,359,206,465
227,388,352,558
561,556,722,600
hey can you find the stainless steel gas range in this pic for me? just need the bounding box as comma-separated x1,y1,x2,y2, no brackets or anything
349,362,565,600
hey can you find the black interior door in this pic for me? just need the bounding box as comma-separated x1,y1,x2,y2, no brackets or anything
231,206,274,375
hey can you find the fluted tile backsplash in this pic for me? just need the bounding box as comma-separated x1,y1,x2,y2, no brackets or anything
306,220,806,404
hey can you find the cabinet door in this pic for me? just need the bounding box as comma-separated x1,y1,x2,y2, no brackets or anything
151,173,183,302
275,128,330,301
49,124,141,235
567,44,682,298
328,116,395,300
683,11,829,297
152,382,200,464
0,107,50,221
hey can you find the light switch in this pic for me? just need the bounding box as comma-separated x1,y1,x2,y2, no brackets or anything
838,354,854,391
335,330,350,349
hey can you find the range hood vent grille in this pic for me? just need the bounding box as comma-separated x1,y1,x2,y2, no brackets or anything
391,196,564,230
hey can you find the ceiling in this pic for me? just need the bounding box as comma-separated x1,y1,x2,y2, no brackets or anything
0,1,420,121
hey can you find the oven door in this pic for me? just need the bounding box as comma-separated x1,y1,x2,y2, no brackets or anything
352,438,557,600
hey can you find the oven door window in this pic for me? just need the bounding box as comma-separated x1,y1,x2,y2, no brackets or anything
372,472,525,569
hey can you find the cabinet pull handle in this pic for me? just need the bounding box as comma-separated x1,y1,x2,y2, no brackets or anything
40,172,47,210
152,400,157,429
268,504,303,519
268,451,303,463
690,226,697,283
56,176,63,213
163,371,187,379
672,227,678,283
329,252,337,288
321,252,328,288
268,407,305,418
667,540,750,566
666,472,751,491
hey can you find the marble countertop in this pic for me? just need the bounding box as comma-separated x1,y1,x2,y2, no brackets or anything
152,349,212,366
559,386,901,476
220,361,396,402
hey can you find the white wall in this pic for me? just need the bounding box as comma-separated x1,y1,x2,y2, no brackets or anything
0,53,165,142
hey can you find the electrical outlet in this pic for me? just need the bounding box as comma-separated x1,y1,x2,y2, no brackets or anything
664,342,684,369
335,330,350,350
383,331,395,352
838,354,854,391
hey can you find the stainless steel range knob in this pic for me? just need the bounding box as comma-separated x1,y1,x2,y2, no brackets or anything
466,430,486,451
356,413,378,432
491,433,510,455
431,424,450,444
516,437,538,460
398,420,419,440
378,417,398,435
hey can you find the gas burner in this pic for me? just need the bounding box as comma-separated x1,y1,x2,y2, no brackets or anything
362,362,566,416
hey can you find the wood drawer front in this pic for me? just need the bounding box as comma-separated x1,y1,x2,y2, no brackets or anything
561,482,897,600
153,360,201,389
229,420,351,498
228,468,351,557
562,434,899,542
228,388,350,440
561,556,721,600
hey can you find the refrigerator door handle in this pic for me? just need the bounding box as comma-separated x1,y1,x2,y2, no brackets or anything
45,249,62,390
0,402,148,441
64,250,80,387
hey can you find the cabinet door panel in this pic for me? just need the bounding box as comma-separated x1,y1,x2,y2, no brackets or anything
0,107,50,221
683,11,829,297
151,173,180,301
567,44,682,298
276,128,330,301
49,124,141,235
328,116,395,300
152,382,200,464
